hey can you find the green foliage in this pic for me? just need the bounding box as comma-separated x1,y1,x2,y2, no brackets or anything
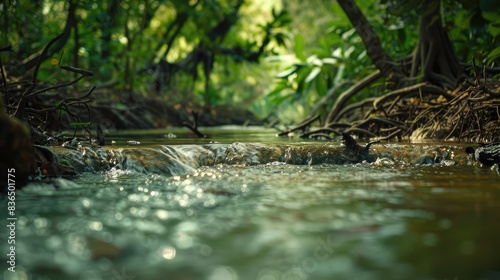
382,0,500,64
478,0,500,63
1,0,290,113
266,1,387,118
265,0,500,120
2,0,500,124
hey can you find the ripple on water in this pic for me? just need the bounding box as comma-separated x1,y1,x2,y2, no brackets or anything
7,146,500,279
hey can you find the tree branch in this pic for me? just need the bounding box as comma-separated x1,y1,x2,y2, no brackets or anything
326,70,382,124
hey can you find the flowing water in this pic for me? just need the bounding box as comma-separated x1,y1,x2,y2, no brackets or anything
2,127,500,280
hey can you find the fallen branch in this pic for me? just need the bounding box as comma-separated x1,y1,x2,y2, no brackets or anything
183,110,206,138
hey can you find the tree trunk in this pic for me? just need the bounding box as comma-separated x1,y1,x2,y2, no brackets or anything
98,0,120,61
337,0,402,86
21,0,77,71
411,0,461,89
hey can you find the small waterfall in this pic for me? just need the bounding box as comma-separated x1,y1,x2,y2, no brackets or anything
50,143,469,177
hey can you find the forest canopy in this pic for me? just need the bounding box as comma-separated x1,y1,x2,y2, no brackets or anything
1,0,500,141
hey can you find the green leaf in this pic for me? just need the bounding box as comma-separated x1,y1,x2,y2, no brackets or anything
267,80,291,98
113,103,129,110
486,46,500,64
306,54,322,66
305,67,321,83
273,32,288,47
488,21,500,37
341,28,357,41
275,66,298,78
388,0,423,15
269,92,293,106
274,10,292,27
398,28,407,44
277,16,292,27
265,55,284,62
482,11,500,22
293,34,306,61
343,46,355,58
315,73,327,96
357,50,367,61
295,66,311,83
321,58,338,65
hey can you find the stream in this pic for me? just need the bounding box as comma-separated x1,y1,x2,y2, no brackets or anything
2,127,500,280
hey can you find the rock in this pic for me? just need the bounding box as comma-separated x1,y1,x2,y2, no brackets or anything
1,98,36,191
414,155,434,165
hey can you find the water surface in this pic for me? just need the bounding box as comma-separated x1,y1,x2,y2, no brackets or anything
2,127,500,280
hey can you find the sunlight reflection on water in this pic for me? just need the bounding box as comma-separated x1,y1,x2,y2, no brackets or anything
4,132,500,279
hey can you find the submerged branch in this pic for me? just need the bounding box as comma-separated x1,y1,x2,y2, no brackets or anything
183,111,206,138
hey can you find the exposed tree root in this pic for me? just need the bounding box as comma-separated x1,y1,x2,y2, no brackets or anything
282,65,500,143
279,0,498,143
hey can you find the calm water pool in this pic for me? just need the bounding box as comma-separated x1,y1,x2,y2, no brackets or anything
2,127,500,280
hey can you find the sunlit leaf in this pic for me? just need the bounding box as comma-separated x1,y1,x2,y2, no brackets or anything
341,28,357,41
306,54,321,65
265,55,284,62
321,58,338,65
387,21,405,31
357,50,367,61
305,67,321,84
333,64,345,84
275,66,298,78
344,46,355,58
